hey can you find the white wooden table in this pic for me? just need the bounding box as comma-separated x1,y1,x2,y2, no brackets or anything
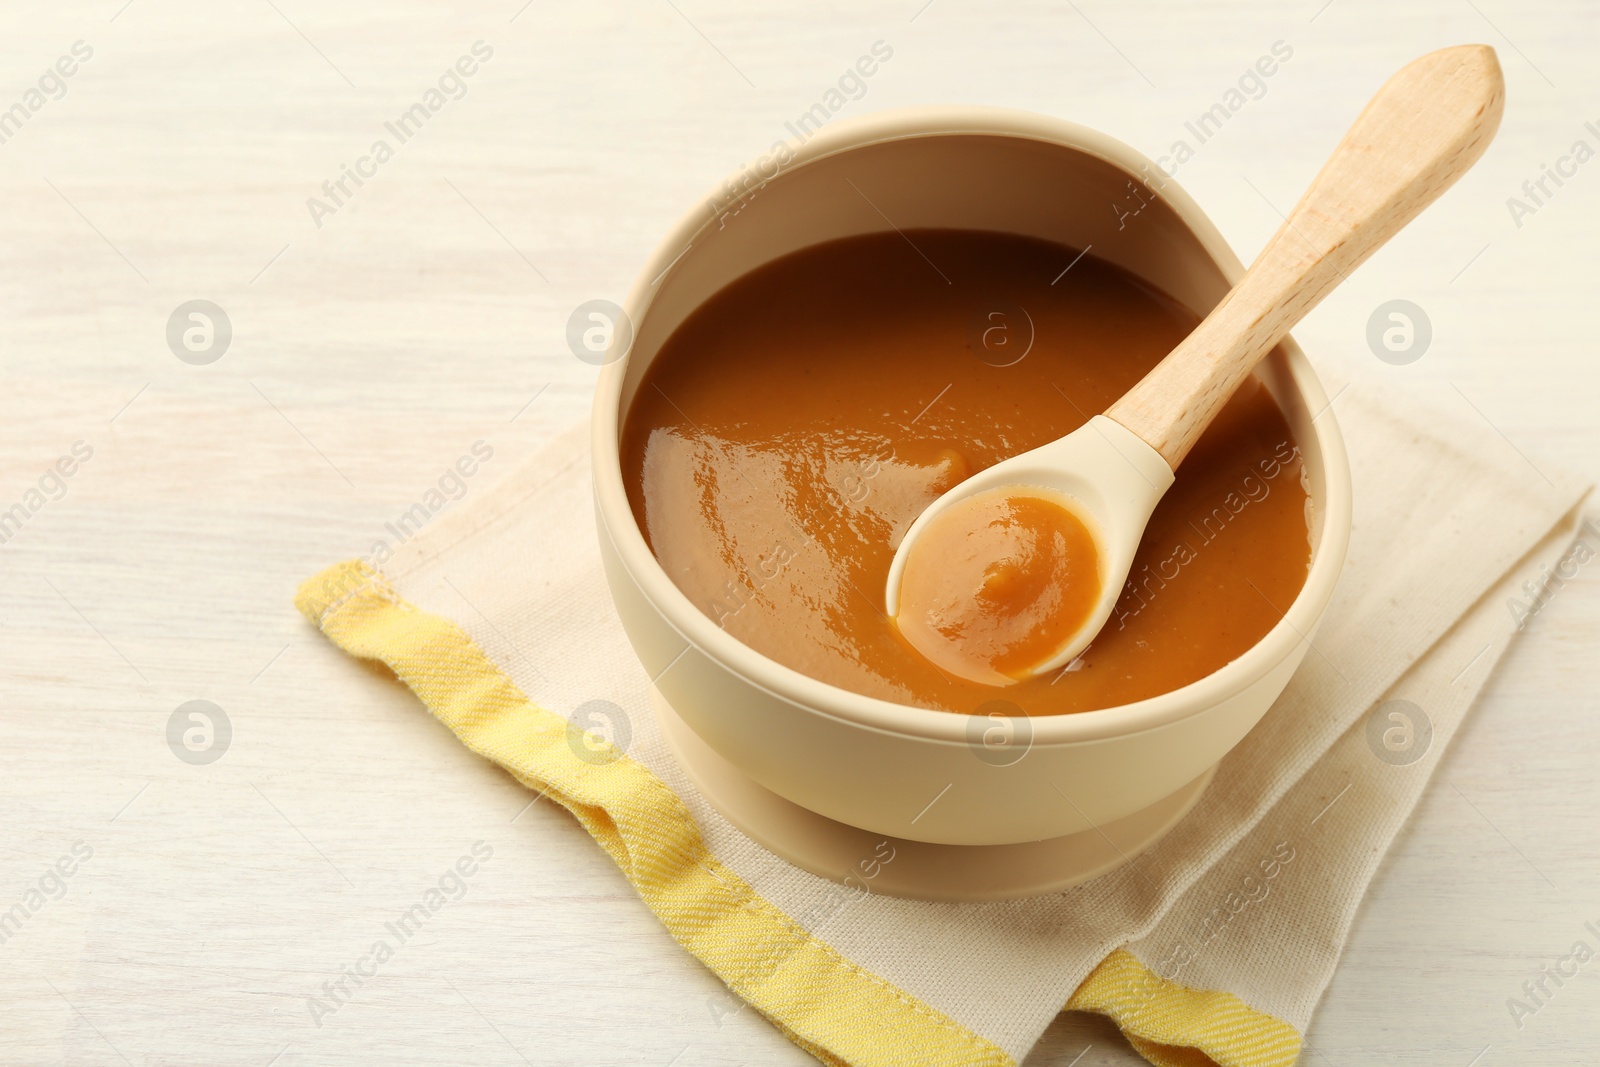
3,2,1596,1063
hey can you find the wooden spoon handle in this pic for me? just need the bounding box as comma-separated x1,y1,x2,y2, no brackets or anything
1105,44,1505,468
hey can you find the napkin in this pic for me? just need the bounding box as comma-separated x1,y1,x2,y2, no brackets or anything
295,376,1591,1067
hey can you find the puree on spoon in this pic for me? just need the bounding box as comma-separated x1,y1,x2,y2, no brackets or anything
622,229,1311,715
895,489,1102,686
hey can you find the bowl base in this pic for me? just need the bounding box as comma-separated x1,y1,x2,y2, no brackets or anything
651,687,1217,902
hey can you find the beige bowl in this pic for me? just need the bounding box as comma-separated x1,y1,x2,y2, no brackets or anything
592,107,1351,848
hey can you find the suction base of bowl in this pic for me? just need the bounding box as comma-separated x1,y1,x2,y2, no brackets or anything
651,687,1217,902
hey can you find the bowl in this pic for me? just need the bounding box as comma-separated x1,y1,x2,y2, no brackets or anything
591,107,1352,848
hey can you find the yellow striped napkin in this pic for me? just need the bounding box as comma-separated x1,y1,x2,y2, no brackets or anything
295,377,1588,1066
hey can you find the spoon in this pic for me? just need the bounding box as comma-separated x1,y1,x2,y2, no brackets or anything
885,44,1505,685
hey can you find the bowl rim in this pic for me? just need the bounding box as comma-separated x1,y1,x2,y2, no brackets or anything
591,104,1353,747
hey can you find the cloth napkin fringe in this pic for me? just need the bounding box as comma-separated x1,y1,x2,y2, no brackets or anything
1068,950,1301,1067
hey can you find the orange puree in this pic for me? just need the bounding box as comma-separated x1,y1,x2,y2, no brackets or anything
896,489,1101,686
622,229,1311,715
